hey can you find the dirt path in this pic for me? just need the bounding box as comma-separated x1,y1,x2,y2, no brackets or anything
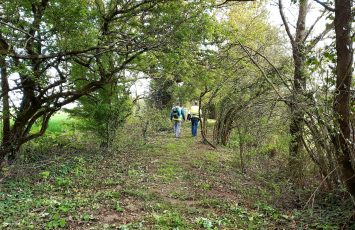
84,130,295,229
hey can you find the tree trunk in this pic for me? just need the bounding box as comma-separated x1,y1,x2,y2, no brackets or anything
287,0,308,180
0,143,19,165
0,57,10,142
199,94,216,149
0,56,13,163
333,0,355,196
213,105,237,146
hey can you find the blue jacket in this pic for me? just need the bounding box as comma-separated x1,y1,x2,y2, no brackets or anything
170,106,185,121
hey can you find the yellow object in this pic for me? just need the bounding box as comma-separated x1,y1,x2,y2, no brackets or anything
190,105,199,118
173,116,183,121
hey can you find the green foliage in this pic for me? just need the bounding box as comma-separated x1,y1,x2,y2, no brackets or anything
132,103,171,142
54,177,72,187
114,202,124,212
46,213,67,229
157,162,183,183
141,1,219,105
0,0,224,164
154,211,186,229
197,217,213,229
119,221,145,230
149,78,176,109
40,171,50,180
123,189,157,202
66,83,132,147
196,217,215,229
30,112,77,136
81,213,94,222
19,115,83,163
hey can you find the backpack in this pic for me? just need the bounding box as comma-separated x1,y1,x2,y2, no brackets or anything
172,107,180,119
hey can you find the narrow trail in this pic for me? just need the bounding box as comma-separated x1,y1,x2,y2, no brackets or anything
79,127,295,229
1,126,296,229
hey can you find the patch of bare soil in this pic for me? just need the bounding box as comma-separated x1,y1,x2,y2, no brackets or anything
206,184,240,202
103,197,146,226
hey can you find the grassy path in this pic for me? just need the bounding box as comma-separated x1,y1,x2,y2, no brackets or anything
1,128,297,229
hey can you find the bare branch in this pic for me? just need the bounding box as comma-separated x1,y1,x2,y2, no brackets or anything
38,79,66,98
242,45,292,92
237,40,285,101
8,46,109,60
303,10,327,42
111,0,161,20
306,21,334,51
312,0,335,11
278,0,295,46
215,0,255,7
0,85,23,99
0,20,42,42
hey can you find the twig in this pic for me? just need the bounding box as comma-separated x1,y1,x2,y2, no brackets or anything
0,20,42,42
237,40,285,100
303,167,338,210
25,161,55,169
0,175,9,183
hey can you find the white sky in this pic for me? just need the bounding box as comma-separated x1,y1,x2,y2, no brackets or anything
130,78,150,98
266,0,328,40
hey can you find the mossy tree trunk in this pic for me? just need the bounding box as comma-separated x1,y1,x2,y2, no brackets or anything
333,0,355,196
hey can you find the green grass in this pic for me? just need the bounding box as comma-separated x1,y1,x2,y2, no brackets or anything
46,112,71,133
1,124,354,229
157,161,183,182
0,112,77,142
34,112,78,134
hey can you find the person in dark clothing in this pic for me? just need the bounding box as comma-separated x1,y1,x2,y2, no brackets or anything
189,101,201,137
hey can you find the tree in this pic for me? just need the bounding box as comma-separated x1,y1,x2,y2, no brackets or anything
279,0,308,174
332,0,354,195
283,0,354,194
66,82,132,148
0,0,217,164
278,0,333,179
149,78,175,110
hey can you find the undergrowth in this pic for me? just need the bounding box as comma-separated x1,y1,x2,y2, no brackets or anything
1,121,354,229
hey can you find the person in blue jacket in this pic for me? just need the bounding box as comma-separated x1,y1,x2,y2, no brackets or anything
170,103,185,138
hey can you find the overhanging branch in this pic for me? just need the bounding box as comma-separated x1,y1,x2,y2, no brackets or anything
215,0,255,7
313,0,335,11
8,46,112,60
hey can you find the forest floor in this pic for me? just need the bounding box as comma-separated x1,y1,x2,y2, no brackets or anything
1,124,354,229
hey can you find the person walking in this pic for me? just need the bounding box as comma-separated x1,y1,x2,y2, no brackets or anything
190,101,201,137
170,103,185,138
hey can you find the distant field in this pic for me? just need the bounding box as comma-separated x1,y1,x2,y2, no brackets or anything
0,112,71,136
29,111,76,134
45,112,72,133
